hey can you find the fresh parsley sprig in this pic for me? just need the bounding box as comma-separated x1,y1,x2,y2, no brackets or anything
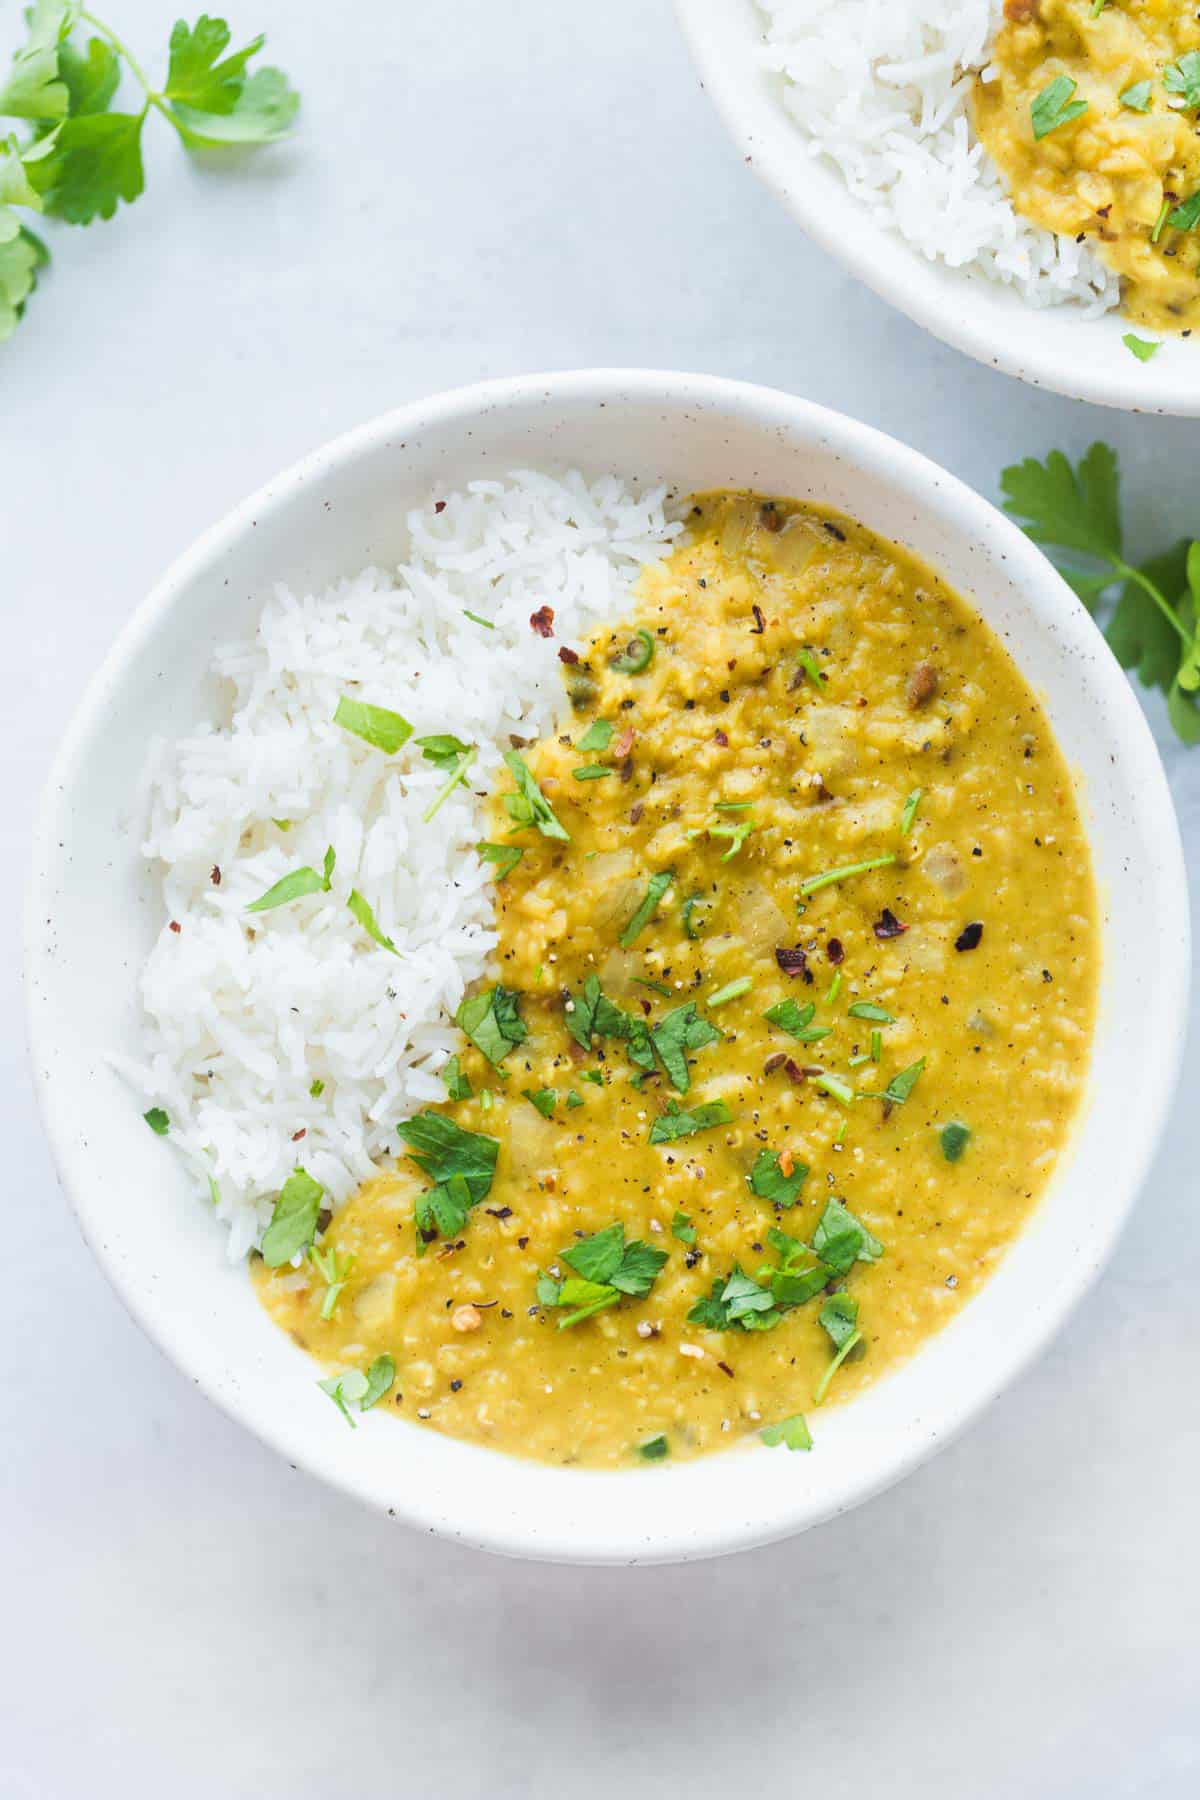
0,5,299,342
1000,443,1200,744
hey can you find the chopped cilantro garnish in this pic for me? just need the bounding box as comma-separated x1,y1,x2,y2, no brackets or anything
763,998,828,1042
247,845,335,913
651,1001,720,1093
798,853,897,895
463,608,494,629
418,739,475,821
310,1242,354,1320
814,1293,863,1404
813,1070,854,1105
538,1222,668,1328
476,840,524,882
577,718,614,753
346,888,397,954
747,1147,809,1208
648,1097,733,1145
940,1120,971,1162
899,787,922,835
572,764,613,780
441,1056,471,1102
671,1209,696,1244
143,1106,169,1135
881,1058,925,1105
870,1029,882,1063
309,1078,324,1098
634,977,672,997
523,1086,556,1117
682,891,713,938
760,1413,812,1451
795,647,826,689
690,1228,830,1333
1119,80,1153,113
396,1111,499,1250
566,1088,584,1109
318,1353,395,1427
707,976,752,1008
826,971,842,1005
581,1069,604,1087
261,1166,324,1267
456,984,526,1068
501,750,569,842
1031,74,1088,140
812,1198,883,1274
847,1001,893,1022
638,1434,669,1460
1167,191,1200,232
1123,334,1161,363
620,870,673,946
333,696,412,754
1165,52,1200,111
707,816,756,861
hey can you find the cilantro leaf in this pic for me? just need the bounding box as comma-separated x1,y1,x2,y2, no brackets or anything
1165,52,1200,111
881,1057,925,1105
620,869,673,947
334,695,412,754
168,65,297,146
671,1208,696,1244
246,845,335,912
1000,443,1121,563
25,110,146,223
58,33,120,117
164,15,264,112
540,1223,667,1327
346,888,397,954
261,1166,324,1267
647,1097,732,1145
441,1055,471,1102
143,1105,169,1135
523,1086,556,1117
764,997,828,1042
747,1147,808,1207
814,1293,864,1403
0,215,45,338
396,1111,498,1248
1107,542,1190,693
456,984,526,1067
1031,74,1088,140
760,1413,812,1451
577,718,614,753
650,1000,720,1093
476,840,523,882
502,750,568,842
361,1354,395,1411
415,732,472,771
812,1198,883,1273
0,2,79,123
638,1434,669,1460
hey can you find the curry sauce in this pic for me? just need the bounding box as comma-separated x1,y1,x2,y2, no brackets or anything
256,493,1099,1467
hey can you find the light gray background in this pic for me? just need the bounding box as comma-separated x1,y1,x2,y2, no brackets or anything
4,3,1198,1795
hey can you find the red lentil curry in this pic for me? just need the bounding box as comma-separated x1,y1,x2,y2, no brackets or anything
255,492,1099,1467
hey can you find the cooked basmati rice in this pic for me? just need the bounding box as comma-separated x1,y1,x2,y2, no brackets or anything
755,0,1120,313
119,471,680,1259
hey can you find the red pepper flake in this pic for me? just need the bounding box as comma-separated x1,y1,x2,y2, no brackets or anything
210,866,221,887
630,803,644,825
619,758,634,783
763,1052,788,1075
714,729,728,747
873,909,908,940
292,1128,306,1141
750,604,766,635
434,500,446,514
613,725,636,759
558,646,580,665
955,921,984,952
529,605,555,638
774,945,811,980
782,1058,808,1085
827,936,845,965
169,920,181,934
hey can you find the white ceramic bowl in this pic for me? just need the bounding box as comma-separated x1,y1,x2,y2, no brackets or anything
675,0,1200,415
26,371,1189,1563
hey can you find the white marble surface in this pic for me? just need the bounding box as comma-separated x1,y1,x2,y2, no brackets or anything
4,2,1199,1794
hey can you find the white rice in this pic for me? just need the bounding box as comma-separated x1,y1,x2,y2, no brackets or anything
755,0,1120,313
119,471,680,1259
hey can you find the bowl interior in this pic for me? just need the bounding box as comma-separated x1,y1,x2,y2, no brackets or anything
26,372,1188,1562
674,0,1200,415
